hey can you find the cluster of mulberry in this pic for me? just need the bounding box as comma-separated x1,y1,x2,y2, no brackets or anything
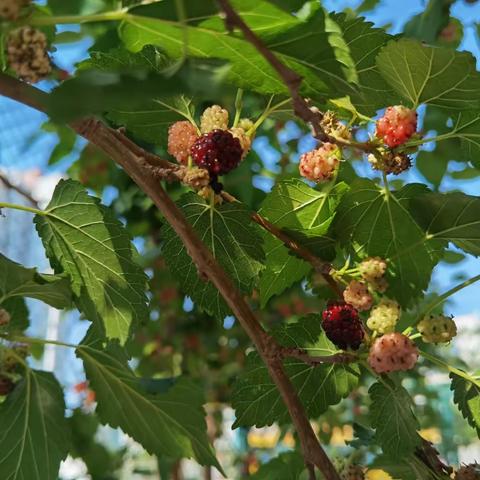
7,27,52,83
167,105,253,182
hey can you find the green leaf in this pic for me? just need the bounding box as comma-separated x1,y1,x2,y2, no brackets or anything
250,451,305,480
119,2,371,101
42,122,78,166
107,96,195,145
451,112,480,168
450,371,480,438
1,297,29,332
265,0,306,12
48,47,182,122
232,316,360,428
258,232,311,307
376,38,480,110
356,0,380,13
34,179,149,344
68,408,124,478
403,0,451,43
260,179,348,235
334,179,443,306
161,193,264,319
369,381,421,457
0,253,72,309
76,343,223,472
257,180,346,305
0,370,70,480
411,191,480,256
329,13,399,115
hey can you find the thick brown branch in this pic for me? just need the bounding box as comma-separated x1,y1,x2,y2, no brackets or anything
0,172,40,208
0,73,340,480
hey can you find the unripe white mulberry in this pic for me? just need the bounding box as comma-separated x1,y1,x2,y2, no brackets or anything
167,121,199,164
367,299,400,334
299,143,340,182
343,280,373,311
200,105,229,133
368,333,419,374
238,118,254,133
7,27,51,83
359,257,387,282
417,314,457,344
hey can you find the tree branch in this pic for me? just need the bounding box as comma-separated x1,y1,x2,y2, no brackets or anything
0,172,40,208
216,0,377,155
0,73,340,480
217,0,328,141
221,190,343,297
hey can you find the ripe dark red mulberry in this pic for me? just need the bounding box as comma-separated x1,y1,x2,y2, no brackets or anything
190,129,243,176
322,302,364,350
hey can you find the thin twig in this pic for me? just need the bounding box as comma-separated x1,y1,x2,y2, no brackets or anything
0,72,340,480
0,172,40,208
217,0,328,142
222,191,342,297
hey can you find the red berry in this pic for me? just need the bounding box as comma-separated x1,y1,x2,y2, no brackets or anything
376,106,417,148
322,302,364,350
190,129,243,176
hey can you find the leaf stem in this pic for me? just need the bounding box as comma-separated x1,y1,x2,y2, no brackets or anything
0,201,44,216
417,273,480,321
420,349,480,388
1,333,77,349
233,88,243,128
29,10,128,26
